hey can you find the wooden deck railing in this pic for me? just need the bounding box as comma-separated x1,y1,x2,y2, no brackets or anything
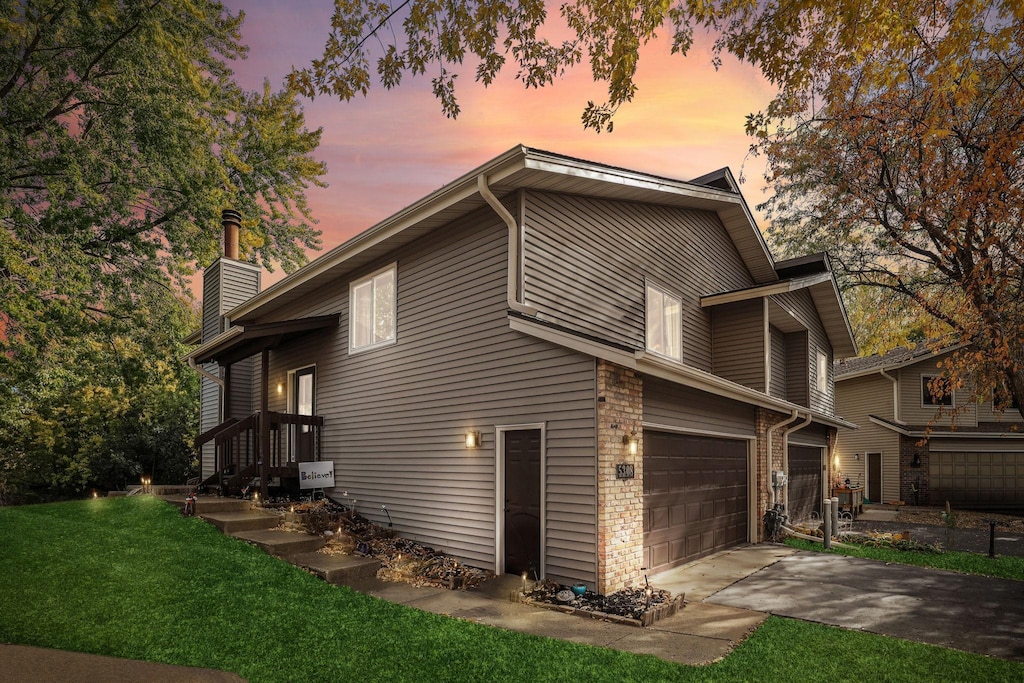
197,411,324,489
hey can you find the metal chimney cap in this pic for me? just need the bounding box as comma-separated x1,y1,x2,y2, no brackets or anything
221,209,242,224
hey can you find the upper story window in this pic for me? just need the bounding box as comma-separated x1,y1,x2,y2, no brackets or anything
646,282,681,361
350,264,396,353
922,375,953,406
816,350,828,393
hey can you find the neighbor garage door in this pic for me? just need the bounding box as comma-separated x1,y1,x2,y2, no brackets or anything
643,432,748,573
929,451,1024,509
788,445,823,523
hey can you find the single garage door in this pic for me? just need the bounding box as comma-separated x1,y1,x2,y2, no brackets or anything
643,432,748,573
788,445,823,522
929,451,1024,509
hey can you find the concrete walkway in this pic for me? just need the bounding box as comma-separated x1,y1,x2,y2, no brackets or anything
1,541,791,680
708,551,1024,661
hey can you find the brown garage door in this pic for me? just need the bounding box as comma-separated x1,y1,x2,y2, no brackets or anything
788,445,823,522
643,432,748,573
929,451,1024,509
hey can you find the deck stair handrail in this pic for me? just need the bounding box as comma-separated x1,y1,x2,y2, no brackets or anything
199,411,323,490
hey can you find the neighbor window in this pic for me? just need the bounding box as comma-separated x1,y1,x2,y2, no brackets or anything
816,350,828,393
646,282,681,361
922,375,953,406
350,264,396,352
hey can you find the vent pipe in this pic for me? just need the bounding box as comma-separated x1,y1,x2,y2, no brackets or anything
221,209,241,260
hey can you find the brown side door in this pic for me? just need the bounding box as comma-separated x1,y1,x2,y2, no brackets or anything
504,429,541,577
644,432,748,573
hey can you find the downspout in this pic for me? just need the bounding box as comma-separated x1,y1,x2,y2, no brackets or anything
880,368,899,422
781,413,813,510
766,409,800,508
477,174,538,315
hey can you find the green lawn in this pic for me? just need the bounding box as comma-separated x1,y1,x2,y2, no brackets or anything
785,538,1024,581
1,498,1022,682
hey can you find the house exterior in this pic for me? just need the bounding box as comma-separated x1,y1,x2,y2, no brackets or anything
185,146,857,594
834,344,1024,510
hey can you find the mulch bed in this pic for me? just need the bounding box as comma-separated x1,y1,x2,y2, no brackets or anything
521,581,683,627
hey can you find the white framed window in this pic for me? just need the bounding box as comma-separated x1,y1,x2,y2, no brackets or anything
349,263,396,353
646,282,681,361
816,350,828,393
922,375,953,406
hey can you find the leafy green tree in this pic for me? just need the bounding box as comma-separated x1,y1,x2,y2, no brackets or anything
296,0,1024,410
1,0,327,500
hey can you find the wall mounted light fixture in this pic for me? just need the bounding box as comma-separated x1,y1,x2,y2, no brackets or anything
465,430,481,449
622,432,639,456
277,382,284,395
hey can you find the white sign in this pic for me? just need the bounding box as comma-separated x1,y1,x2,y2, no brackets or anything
299,461,335,490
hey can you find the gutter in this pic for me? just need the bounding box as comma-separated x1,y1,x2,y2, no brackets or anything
187,355,224,388
477,173,539,316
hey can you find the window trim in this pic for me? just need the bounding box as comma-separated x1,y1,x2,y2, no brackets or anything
921,374,953,407
348,262,397,354
815,349,828,393
645,279,682,362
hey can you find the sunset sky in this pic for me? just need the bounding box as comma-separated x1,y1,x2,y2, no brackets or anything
223,1,778,277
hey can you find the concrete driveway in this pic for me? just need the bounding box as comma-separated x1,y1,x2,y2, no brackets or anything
707,551,1024,661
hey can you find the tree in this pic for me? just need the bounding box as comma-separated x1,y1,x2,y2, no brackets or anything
295,0,1024,411
1,1,328,499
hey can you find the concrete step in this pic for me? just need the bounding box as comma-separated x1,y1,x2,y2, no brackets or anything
231,528,326,557
201,510,281,534
290,552,381,586
158,495,253,514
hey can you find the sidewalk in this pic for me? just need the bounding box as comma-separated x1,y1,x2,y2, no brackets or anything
1,544,789,680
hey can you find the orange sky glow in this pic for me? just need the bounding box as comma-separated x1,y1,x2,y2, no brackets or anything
223,1,779,286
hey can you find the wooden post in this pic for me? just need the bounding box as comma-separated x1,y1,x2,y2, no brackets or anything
260,347,270,502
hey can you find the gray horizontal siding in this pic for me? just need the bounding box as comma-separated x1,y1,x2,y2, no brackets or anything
769,325,786,399
773,290,834,414
834,373,900,500
200,367,220,479
786,331,809,407
260,207,598,585
220,261,260,311
789,422,829,447
711,299,765,392
523,191,755,372
898,353,977,426
644,377,756,437
201,261,221,343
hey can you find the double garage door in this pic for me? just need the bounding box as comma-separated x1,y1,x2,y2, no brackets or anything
929,451,1024,508
643,432,748,573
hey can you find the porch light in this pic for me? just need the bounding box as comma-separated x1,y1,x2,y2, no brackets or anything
465,430,481,449
277,382,283,395
623,433,639,456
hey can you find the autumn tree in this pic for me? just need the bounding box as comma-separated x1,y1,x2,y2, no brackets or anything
1,0,327,498
295,0,1024,410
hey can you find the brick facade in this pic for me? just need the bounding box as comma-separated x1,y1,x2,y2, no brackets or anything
595,360,644,594
754,407,793,540
899,435,930,505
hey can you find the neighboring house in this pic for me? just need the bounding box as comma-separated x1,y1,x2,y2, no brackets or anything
185,146,857,594
834,343,1024,510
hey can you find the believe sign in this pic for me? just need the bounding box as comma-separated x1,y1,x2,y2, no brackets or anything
299,461,335,490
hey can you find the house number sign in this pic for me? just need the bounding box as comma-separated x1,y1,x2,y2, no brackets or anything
615,463,635,479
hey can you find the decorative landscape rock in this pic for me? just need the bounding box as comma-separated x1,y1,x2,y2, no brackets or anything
521,581,683,627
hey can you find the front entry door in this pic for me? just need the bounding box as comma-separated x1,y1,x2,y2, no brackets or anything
292,367,315,462
504,429,541,578
868,453,882,503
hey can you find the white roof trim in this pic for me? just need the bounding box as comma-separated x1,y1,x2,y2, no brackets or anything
509,315,856,430
869,414,1024,438
700,272,833,307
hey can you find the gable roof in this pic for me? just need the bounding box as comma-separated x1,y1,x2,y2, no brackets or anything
229,145,778,323
699,252,858,358
834,340,962,381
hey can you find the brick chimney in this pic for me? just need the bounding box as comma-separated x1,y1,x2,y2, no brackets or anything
222,209,241,260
